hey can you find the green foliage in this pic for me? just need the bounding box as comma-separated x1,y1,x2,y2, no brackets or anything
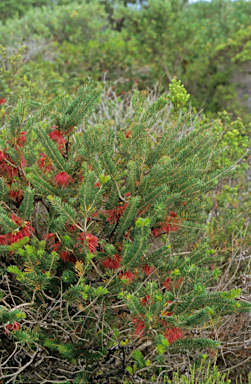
0,77,250,382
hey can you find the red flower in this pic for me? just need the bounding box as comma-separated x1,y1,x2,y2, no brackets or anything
20,155,27,167
125,192,131,198
140,295,151,306
125,130,132,138
76,233,98,254
5,321,20,336
0,98,6,105
55,172,73,187
45,233,61,252
11,213,22,225
0,235,8,245
0,150,5,162
164,327,184,343
4,215,34,245
17,131,27,147
49,129,66,151
7,231,25,244
162,276,184,290
132,316,145,337
38,153,53,173
151,228,160,238
142,264,154,275
9,190,23,203
162,277,171,290
103,203,129,224
65,222,80,233
94,182,100,188
102,254,121,270
119,271,136,284
0,150,18,178
59,251,76,263
161,224,171,234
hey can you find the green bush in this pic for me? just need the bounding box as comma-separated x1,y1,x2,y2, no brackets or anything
1,78,250,383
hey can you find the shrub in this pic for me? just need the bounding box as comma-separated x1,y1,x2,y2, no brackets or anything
0,79,250,383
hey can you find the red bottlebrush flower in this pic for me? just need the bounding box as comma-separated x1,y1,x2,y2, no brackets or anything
119,270,136,284
65,222,80,233
59,251,76,263
162,276,184,290
5,321,20,336
132,316,145,337
9,190,23,203
21,222,34,238
10,214,34,239
17,131,27,147
0,150,18,178
164,327,184,343
140,295,151,306
0,235,8,245
76,232,98,254
38,153,53,173
49,129,66,151
124,232,130,240
125,130,132,138
102,254,121,270
45,233,61,252
20,155,27,167
142,264,154,275
161,224,170,234
10,214,22,225
103,203,129,224
0,98,6,105
94,182,100,188
0,150,5,162
7,231,25,244
169,211,177,218
151,228,160,238
162,277,171,290
125,192,131,198
55,172,73,187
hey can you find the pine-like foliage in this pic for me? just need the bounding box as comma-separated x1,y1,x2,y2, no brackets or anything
0,79,250,383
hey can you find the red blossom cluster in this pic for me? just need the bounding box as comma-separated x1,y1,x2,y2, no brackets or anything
38,153,53,174
151,211,180,238
140,295,152,307
0,150,18,178
0,214,34,245
103,203,129,224
5,321,20,336
125,130,132,138
162,276,184,290
119,270,136,283
45,233,61,252
49,127,66,152
16,131,27,147
9,190,23,203
59,251,76,263
75,232,98,254
54,172,73,187
102,253,121,269
142,264,154,275
164,326,184,343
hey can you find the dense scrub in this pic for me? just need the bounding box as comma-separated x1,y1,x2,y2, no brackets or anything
1,1,251,382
